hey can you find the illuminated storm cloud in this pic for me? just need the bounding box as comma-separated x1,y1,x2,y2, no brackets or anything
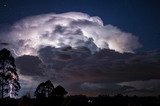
7,12,141,56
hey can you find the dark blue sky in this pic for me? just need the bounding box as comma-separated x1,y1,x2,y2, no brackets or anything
0,0,160,51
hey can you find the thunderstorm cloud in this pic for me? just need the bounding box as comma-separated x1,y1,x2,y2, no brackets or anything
3,12,141,56
1,12,160,96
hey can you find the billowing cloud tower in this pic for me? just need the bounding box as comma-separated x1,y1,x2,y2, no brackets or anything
6,12,141,56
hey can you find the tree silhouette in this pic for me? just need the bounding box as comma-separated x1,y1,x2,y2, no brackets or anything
35,80,54,99
51,85,68,97
0,48,21,98
34,82,46,99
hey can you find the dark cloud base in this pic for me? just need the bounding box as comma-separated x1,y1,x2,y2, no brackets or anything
15,46,160,96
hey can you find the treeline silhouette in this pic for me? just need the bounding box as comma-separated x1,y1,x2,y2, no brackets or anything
0,48,160,106
0,93,160,106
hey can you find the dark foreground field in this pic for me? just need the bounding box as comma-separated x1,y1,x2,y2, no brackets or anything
0,95,160,106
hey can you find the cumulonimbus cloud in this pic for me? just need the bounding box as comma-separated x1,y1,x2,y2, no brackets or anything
0,12,145,96
5,12,141,56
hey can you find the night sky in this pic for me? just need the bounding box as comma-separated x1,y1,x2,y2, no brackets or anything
1,0,160,50
0,0,160,97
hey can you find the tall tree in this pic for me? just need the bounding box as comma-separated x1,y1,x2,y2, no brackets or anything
0,48,21,98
